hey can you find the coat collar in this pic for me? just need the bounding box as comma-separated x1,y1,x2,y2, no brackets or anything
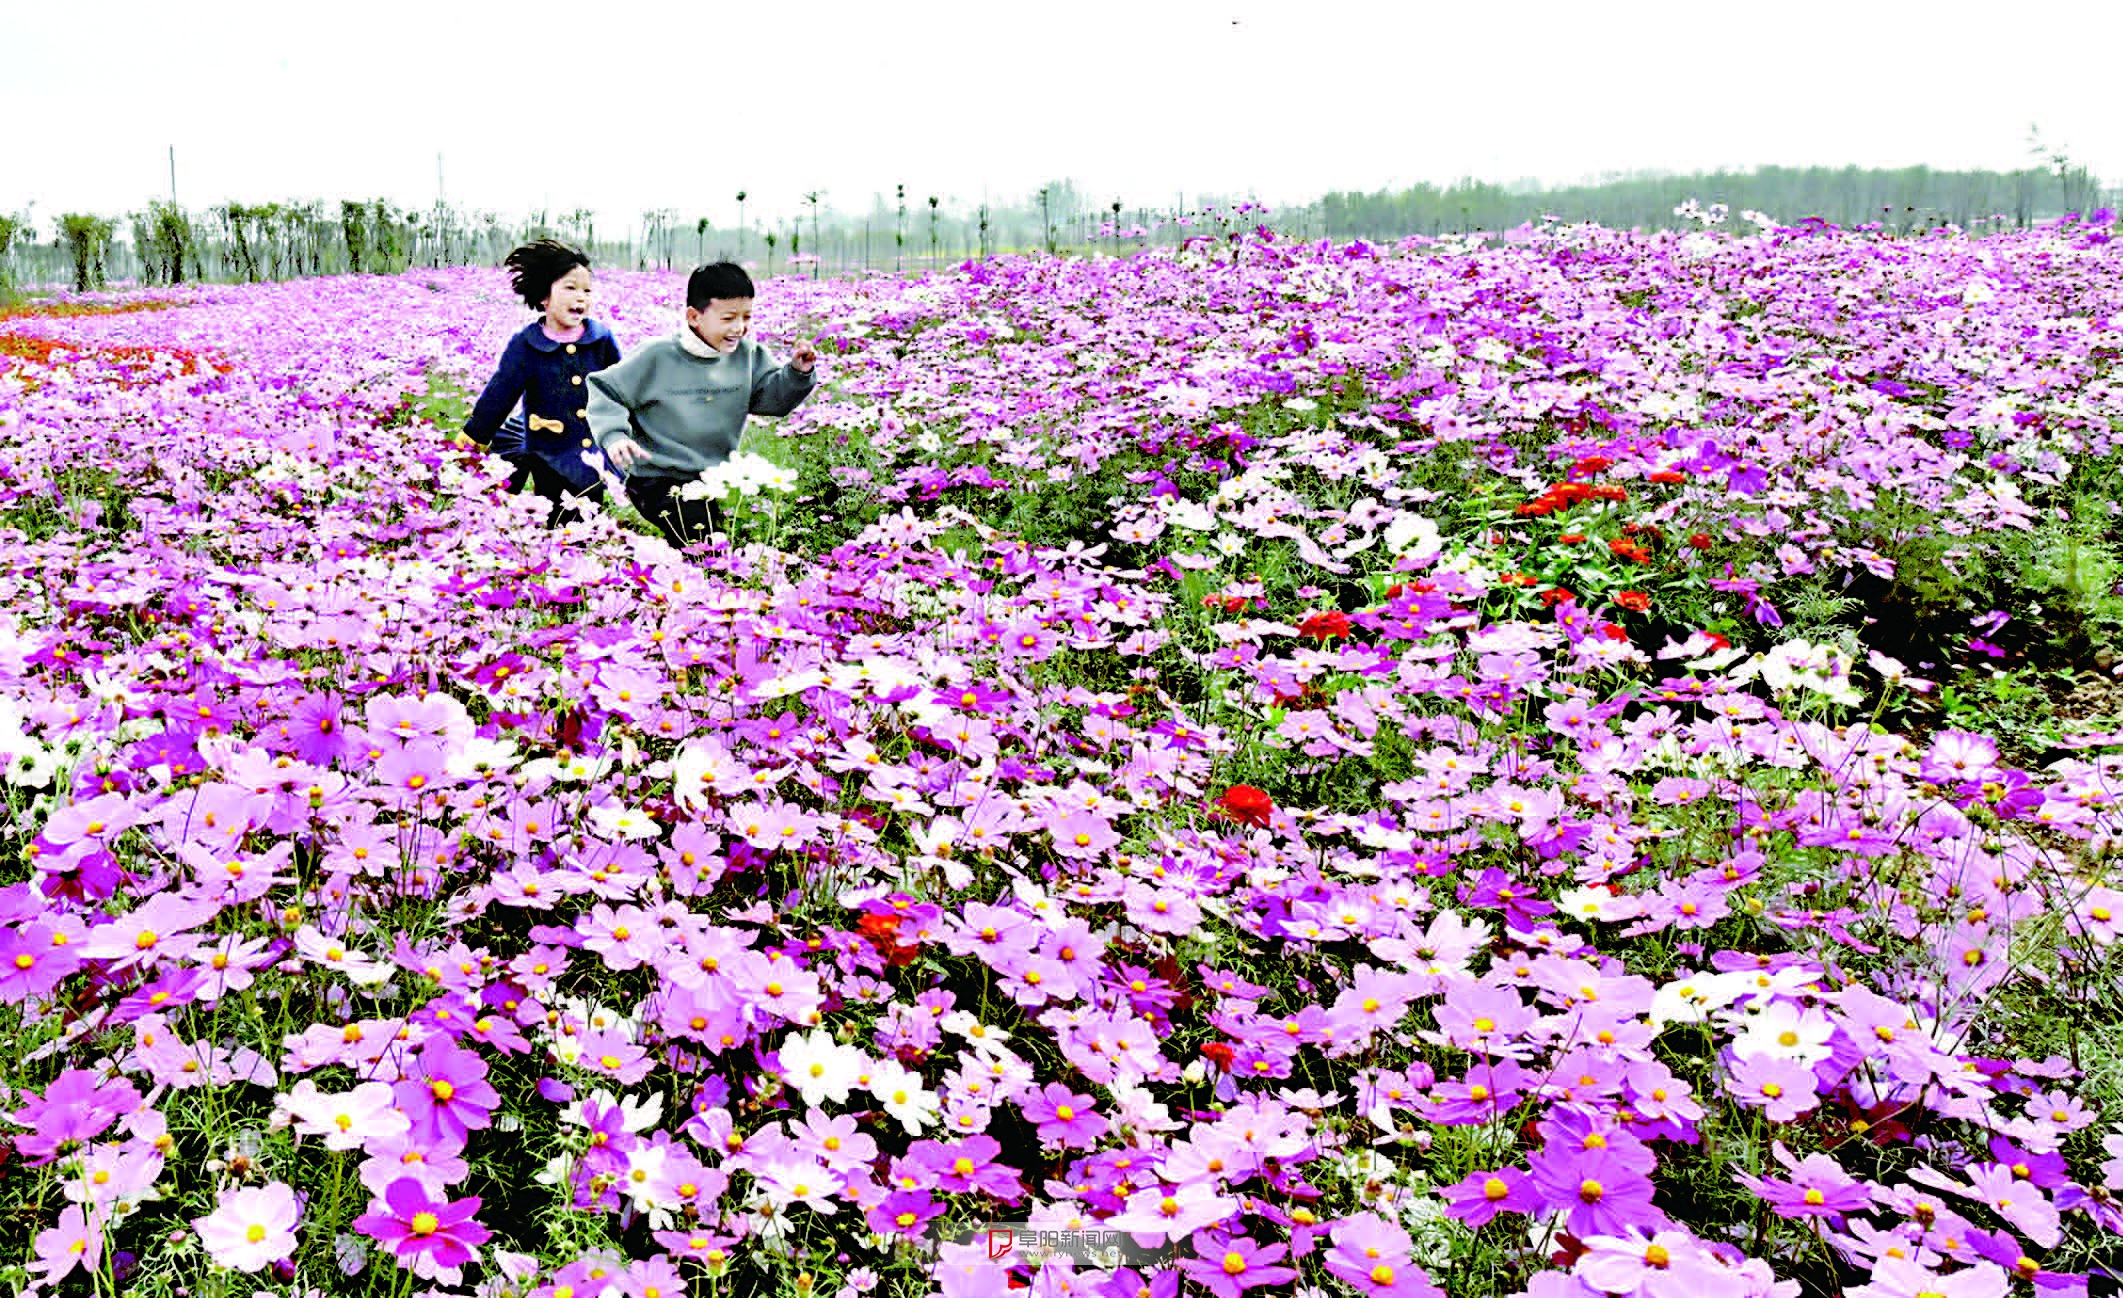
520,317,611,353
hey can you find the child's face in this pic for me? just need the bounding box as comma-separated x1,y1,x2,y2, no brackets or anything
544,266,593,329
685,297,753,355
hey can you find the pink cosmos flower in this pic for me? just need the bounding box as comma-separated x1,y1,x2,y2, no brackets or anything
1439,1166,1537,1227
29,1202,106,1285
1104,1180,1242,1244
79,892,219,969
1848,1256,2009,1298
1017,1081,1107,1148
353,1177,490,1275
1176,1233,1298,1298
1725,1052,1820,1122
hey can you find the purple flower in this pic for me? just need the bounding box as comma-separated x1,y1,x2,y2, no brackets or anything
1018,1081,1107,1148
1176,1233,1298,1298
1322,1213,1444,1298
1527,1144,1666,1238
1725,1053,1820,1123
392,1037,498,1146
865,1189,944,1239
907,1135,1025,1202
10,1069,141,1163
353,1178,490,1272
1733,1144,1871,1223
1439,1166,1537,1227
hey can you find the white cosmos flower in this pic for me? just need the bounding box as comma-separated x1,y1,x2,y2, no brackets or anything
587,801,660,840
291,925,393,987
778,1028,868,1108
280,1079,409,1151
1728,999,1837,1067
867,1062,940,1134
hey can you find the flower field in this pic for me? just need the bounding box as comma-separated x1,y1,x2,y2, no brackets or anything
5,214,2123,1298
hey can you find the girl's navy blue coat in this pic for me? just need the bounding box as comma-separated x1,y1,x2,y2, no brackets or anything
463,319,623,493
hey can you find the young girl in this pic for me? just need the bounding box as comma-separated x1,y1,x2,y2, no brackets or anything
460,239,623,524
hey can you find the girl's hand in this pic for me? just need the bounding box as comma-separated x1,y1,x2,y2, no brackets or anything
789,339,819,373
451,433,480,450
605,436,648,473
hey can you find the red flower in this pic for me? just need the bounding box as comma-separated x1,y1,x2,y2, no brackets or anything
1570,455,1613,478
1614,590,1651,612
1687,532,1713,550
1297,610,1350,642
1538,588,1576,607
1557,533,1587,545
1701,631,1731,650
1647,469,1686,484
1217,785,1275,828
1199,1041,1236,1073
1600,624,1630,642
1607,538,1652,564
855,913,921,967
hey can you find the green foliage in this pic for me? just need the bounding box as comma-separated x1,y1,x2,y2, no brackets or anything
1321,162,2074,238
57,212,116,292
130,201,195,286
341,199,371,273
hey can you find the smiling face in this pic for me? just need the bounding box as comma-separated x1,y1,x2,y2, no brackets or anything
543,266,593,332
685,296,753,354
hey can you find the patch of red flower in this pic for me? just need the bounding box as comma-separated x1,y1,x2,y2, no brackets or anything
1647,469,1687,484
1538,588,1576,607
1217,784,1275,828
1201,594,1249,613
0,298,180,323
1614,590,1651,612
1567,455,1613,479
1607,538,1653,564
1515,481,1629,517
1297,610,1350,641
854,913,921,968
1687,531,1714,550
1199,1041,1236,1073
1557,533,1587,545
1498,572,1538,588
0,331,229,389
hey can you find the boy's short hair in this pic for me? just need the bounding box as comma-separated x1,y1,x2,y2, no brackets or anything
504,239,591,311
687,261,755,308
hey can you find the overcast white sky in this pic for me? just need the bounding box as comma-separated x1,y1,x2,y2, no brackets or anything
4,0,2118,233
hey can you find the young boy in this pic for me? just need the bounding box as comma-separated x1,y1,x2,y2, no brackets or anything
587,261,819,546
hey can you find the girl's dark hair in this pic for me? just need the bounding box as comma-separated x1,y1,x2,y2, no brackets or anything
687,261,755,308
504,239,591,311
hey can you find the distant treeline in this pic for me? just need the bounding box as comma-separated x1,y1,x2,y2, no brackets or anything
3,162,2115,294
1320,163,2112,240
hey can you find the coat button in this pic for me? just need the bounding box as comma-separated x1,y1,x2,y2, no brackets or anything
577,409,587,419
566,344,577,354
582,439,594,448
571,375,582,385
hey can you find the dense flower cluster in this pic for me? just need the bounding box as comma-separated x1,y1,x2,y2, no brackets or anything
2,213,2122,1298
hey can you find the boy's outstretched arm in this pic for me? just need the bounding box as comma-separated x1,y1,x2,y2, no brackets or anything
587,354,653,473
749,340,818,417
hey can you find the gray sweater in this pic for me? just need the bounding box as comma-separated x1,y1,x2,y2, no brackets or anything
585,335,816,480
